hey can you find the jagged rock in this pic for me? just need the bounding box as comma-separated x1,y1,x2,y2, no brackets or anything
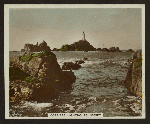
83,57,88,60
75,60,85,64
62,62,81,70
96,48,101,51
39,40,51,52
127,49,134,52
109,47,120,52
101,48,109,52
124,50,142,97
23,40,51,53
53,48,58,51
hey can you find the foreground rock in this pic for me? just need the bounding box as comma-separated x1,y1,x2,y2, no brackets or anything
124,50,142,97
9,51,76,101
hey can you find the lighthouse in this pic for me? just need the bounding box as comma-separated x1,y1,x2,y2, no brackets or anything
82,31,85,41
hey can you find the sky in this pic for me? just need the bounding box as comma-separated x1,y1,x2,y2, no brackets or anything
9,8,142,51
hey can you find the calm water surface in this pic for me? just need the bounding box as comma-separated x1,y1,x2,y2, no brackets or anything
9,51,142,117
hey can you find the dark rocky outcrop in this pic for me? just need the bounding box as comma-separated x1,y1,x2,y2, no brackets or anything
109,47,121,52
96,48,101,51
101,48,109,52
124,50,142,97
21,49,25,52
60,40,96,51
83,57,88,60
22,40,51,53
127,49,134,52
75,60,85,64
9,51,76,101
96,47,121,52
52,48,59,51
62,62,81,70
62,60,85,70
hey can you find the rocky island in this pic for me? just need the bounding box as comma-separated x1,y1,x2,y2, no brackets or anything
21,40,51,53
59,31,96,51
60,40,96,51
52,32,122,52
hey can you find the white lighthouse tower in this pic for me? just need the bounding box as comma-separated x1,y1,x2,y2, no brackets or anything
82,31,85,41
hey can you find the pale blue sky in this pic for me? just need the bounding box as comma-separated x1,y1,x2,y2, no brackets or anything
9,8,142,51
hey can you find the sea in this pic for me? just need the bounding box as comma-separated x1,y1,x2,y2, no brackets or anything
9,51,142,117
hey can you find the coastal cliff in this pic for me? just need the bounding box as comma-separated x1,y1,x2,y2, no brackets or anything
125,50,142,97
